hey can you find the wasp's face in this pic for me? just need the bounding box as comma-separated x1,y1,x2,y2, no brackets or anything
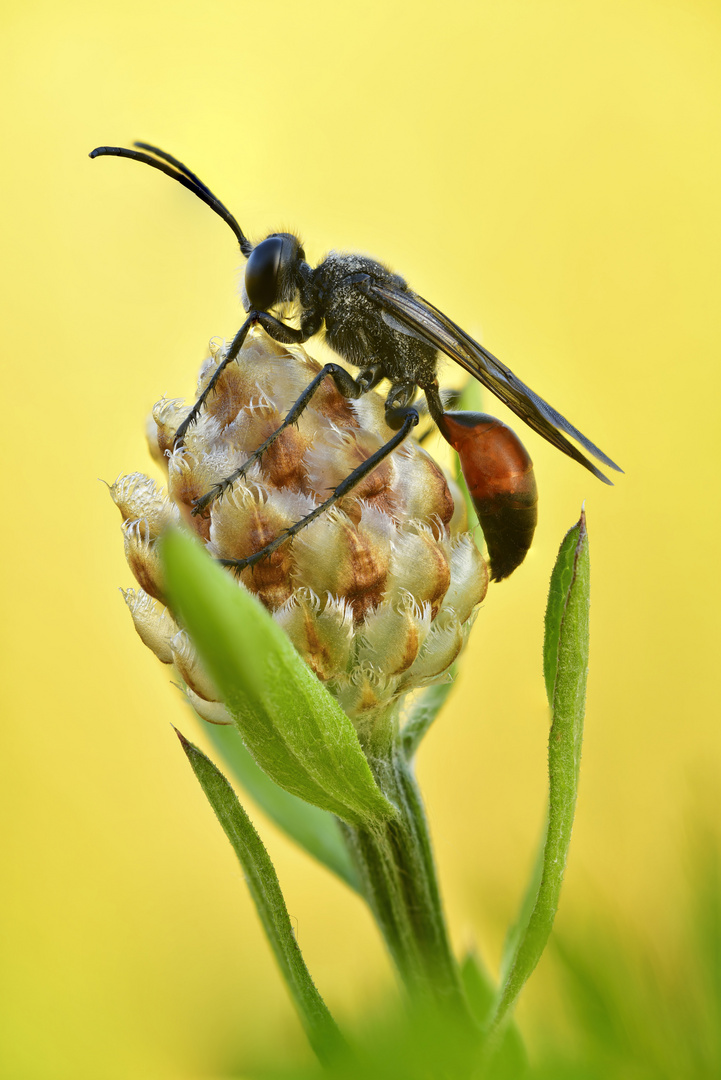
244,233,304,312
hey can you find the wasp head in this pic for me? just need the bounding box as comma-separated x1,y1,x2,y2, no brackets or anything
243,233,305,313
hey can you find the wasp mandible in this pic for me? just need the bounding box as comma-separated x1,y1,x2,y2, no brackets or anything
90,142,621,580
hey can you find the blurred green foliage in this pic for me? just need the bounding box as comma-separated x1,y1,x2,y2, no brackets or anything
225,825,720,1079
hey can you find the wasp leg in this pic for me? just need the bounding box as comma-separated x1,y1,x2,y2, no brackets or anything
219,405,419,573
173,311,320,448
404,387,464,444
173,315,255,446
192,361,385,515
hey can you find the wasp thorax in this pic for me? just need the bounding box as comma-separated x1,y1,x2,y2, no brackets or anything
111,331,488,734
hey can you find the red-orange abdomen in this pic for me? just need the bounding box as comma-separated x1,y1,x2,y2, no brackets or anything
438,412,538,581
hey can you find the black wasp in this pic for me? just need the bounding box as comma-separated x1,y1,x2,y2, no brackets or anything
90,142,621,581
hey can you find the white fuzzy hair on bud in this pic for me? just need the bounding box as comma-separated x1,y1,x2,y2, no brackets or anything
111,331,488,727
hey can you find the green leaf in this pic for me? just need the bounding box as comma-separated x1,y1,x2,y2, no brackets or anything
201,721,361,892
543,507,589,706
488,510,590,1036
400,666,458,760
161,528,396,828
176,730,345,1064
498,817,546,985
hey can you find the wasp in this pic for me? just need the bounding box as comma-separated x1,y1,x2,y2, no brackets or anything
90,142,621,580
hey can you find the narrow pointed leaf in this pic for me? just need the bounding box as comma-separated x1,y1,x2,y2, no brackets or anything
161,528,396,828
543,508,589,705
176,730,345,1064
498,817,546,984
201,721,361,892
489,510,590,1035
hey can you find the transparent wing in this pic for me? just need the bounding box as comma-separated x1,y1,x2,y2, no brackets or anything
364,279,622,484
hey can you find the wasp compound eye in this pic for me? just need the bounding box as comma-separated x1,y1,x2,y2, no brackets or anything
245,237,284,311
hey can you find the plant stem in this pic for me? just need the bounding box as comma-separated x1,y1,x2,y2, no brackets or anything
341,712,474,1027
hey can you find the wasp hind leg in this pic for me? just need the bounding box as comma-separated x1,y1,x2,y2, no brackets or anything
219,404,420,574
192,361,385,515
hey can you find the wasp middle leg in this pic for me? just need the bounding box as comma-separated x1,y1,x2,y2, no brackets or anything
218,402,420,574
192,359,384,515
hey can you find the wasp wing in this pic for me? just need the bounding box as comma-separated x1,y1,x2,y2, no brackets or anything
365,279,622,485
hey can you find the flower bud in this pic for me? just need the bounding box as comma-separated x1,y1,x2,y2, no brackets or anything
111,331,488,728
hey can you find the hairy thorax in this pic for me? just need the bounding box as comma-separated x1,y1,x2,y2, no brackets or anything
314,251,439,388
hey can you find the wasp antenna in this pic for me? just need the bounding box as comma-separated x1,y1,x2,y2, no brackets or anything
132,142,215,198
89,144,253,257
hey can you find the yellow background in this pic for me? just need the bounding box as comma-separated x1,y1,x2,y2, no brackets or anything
2,1,719,1076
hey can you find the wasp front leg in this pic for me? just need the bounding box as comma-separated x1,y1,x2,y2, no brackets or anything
173,312,320,449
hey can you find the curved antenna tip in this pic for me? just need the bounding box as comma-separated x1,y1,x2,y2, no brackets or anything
87,142,252,255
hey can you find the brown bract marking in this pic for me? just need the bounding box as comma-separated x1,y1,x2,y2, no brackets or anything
419,544,452,619
356,684,384,714
423,460,455,533
154,424,175,461
361,488,401,521
184,502,211,542
314,376,361,428
392,623,420,675
218,510,295,611
127,547,165,605
351,456,394,502
336,452,397,523
295,607,335,681
334,524,389,622
219,505,280,560
204,363,256,429
168,473,212,541
243,554,295,611
169,471,204,511
259,426,312,493
240,409,283,459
